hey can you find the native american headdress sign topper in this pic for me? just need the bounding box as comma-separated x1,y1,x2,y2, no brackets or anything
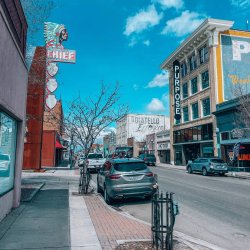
44,22,68,48
44,22,76,110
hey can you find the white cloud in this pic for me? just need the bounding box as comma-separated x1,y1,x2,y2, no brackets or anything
143,40,151,46
124,5,163,36
146,71,169,88
161,10,206,37
154,0,184,10
147,98,165,112
231,0,250,8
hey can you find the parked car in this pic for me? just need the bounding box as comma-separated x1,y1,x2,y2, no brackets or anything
0,153,10,175
87,153,105,172
138,153,156,166
186,157,228,176
97,158,158,204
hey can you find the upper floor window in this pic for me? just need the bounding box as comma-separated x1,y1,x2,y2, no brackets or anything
192,102,199,120
181,62,187,77
202,98,210,116
189,53,197,71
201,71,209,89
199,45,208,64
191,77,198,95
175,119,181,125
183,106,189,122
182,82,188,99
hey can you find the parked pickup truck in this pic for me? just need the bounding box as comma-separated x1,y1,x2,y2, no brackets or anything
87,153,105,172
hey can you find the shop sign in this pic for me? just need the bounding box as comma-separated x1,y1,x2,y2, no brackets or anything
238,154,250,160
173,60,181,120
44,22,76,110
46,49,76,63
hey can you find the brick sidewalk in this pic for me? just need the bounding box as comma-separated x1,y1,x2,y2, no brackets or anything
85,195,151,250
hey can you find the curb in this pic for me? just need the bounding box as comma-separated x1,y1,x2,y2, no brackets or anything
91,181,224,250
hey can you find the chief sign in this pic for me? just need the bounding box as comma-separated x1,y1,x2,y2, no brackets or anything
47,48,76,63
173,60,181,120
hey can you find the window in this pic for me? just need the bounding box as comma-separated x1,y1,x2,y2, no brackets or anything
201,71,209,89
191,77,198,94
175,119,180,125
221,132,230,140
114,162,147,172
199,45,208,64
192,102,199,119
181,62,187,77
183,106,189,122
202,98,210,116
0,112,17,196
189,53,197,71
182,82,188,99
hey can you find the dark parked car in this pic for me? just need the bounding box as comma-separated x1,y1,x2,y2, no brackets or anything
186,157,228,176
97,158,158,204
138,153,156,166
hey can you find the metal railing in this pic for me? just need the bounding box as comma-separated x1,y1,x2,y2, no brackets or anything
151,191,179,250
78,163,91,194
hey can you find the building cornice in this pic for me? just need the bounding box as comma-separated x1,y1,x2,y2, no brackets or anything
161,18,234,70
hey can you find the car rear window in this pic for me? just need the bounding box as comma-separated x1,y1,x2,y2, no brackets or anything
210,159,225,163
114,162,147,172
88,154,103,159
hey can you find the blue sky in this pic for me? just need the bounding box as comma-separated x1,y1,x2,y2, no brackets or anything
28,0,250,116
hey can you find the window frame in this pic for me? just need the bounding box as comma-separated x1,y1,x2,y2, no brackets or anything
191,102,199,120
183,106,189,122
201,70,209,89
182,82,188,99
189,53,197,72
191,77,198,95
199,45,209,64
202,98,211,117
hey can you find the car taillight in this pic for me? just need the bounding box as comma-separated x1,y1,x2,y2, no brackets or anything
146,172,153,177
144,158,148,161
109,174,121,180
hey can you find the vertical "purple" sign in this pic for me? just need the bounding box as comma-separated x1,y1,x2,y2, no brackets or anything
173,60,181,120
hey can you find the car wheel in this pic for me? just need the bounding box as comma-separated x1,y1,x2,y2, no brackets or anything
145,194,153,201
202,167,207,176
187,166,192,174
104,185,112,205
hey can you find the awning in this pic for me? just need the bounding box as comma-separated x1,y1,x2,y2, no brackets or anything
56,140,65,149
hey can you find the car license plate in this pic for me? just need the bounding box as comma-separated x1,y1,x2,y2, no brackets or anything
127,176,140,181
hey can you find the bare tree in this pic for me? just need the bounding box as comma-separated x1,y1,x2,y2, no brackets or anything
231,83,250,136
21,0,55,64
64,83,128,159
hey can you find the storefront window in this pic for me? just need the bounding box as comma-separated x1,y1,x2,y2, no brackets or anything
0,112,17,196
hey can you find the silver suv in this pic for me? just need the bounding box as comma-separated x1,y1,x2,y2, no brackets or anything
97,158,158,204
187,158,228,176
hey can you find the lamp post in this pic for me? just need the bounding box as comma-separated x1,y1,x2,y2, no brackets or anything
216,128,221,158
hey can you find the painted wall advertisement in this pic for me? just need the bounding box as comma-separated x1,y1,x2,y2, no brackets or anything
220,34,250,101
128,115,169,142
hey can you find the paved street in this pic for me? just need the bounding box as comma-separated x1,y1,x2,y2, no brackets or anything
103,166,250,250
